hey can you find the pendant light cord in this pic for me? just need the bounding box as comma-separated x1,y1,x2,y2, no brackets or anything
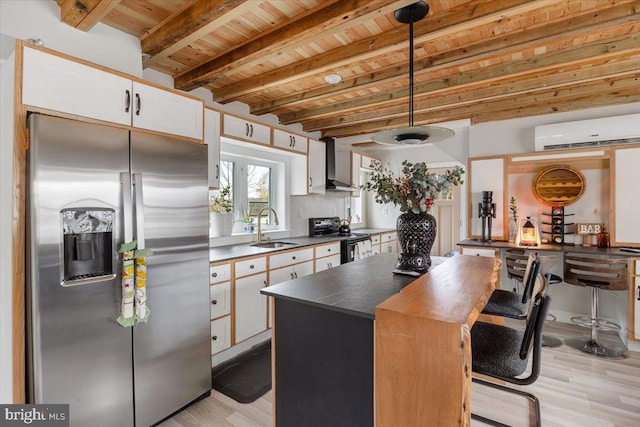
408,9,415,127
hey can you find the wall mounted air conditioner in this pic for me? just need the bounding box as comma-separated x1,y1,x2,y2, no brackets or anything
534,113,640,151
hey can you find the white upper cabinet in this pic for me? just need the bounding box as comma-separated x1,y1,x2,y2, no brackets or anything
22,46,204,140
308,139,326,194
222,114,270,145
361,155,376,170
204,109,221,188
469,156,505,240
612,145,640,245
130,82,203,139
273,129,308,154
22,47,131,126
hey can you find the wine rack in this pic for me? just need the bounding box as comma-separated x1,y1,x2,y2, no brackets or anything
541,206,574,244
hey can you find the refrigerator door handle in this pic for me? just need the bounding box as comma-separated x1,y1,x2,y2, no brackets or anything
121,172,133,243
133,173,146,249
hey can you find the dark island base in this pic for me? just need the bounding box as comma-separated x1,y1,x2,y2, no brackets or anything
274,299,373,427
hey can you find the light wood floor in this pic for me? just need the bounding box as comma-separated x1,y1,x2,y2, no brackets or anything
160,322,640,427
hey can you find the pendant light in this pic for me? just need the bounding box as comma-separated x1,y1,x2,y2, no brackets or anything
372,1,454,145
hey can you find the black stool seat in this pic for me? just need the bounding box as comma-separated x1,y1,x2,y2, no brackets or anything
472,321,527,378
483,290,527,319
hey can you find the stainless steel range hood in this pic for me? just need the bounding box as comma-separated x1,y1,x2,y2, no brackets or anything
322,137,357,192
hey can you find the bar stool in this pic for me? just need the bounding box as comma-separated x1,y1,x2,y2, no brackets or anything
563,253,630,359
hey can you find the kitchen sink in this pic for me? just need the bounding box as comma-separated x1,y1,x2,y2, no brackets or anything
250,241,297,248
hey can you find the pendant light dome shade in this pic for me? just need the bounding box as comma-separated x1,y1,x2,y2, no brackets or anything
372,1,455,146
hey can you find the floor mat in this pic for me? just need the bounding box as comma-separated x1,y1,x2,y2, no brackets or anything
211,340,272,404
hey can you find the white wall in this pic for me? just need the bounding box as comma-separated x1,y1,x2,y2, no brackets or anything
0,51,16,404
0,0,142,76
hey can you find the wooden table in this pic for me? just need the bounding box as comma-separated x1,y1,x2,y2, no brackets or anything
375,254,500,426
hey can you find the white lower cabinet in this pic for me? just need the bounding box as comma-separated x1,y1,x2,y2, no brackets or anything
210,316,231,355
460,247,497,257
210,282,231,319
315,253,341,272
235,272,268,342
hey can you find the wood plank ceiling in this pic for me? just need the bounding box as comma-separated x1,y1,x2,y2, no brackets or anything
57,0,640,140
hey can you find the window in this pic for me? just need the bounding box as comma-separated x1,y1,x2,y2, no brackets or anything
210,148,284,235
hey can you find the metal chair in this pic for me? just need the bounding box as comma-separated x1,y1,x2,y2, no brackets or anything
471,271,551,427
505,249,529,292
563,254,630,359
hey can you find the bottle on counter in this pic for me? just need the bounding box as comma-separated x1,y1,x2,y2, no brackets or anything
597,225,610,249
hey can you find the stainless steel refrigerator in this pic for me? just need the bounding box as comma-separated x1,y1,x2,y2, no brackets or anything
26,113,211,426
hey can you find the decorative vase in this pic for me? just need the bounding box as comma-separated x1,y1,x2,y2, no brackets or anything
395,211,437,272
508,220,518,242
210,213,233,237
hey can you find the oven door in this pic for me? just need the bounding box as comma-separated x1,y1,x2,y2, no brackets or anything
341,237,372,263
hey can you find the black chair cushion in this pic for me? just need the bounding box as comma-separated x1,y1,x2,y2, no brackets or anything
471,321,527,378
482,290,527,319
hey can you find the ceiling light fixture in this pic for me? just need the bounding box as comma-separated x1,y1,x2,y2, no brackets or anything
372,1,454,146
324,73,342,84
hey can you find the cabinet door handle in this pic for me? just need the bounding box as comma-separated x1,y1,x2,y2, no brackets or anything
125,90,131,113
294,272,298,279
212,335,218,341
263,280,268,286
245,123,249,136
212,272,217,278
292,136,295,147
637,285,640,301
212,300,218,305
327,248,331,252
309,177,312,188
135,93,141,116
250,124,254,137
292,256,296,260
215,164,219,180
290,272,294,280
249,264,254,269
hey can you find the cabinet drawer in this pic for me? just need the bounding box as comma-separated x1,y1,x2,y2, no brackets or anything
371,234,381,245
461,247,496,257
235,256,267,278
381,232,397,243
210,263,231,284
210,282,231,319
210,316,231,355
315,242,340,258
269,247,314,270
315,253,341,272
372,244,381,256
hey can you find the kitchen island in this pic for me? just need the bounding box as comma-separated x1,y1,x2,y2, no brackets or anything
261,253,500,427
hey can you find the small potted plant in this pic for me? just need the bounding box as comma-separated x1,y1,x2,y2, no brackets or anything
209,186,233,237
235,205,255,233
509,196,518,242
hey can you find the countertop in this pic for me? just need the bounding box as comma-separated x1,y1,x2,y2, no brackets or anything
260,253,448,320
209,228,395,262
457,238,640,257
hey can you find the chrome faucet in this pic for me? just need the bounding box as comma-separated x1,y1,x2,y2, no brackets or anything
256,207,279,244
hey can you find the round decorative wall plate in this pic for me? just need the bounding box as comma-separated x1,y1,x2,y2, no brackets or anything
532,164,586,206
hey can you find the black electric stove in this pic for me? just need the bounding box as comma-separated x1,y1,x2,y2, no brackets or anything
308,217,371,263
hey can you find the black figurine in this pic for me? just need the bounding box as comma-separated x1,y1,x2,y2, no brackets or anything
478,191,496,241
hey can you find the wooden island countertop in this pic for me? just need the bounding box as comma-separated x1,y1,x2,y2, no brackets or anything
375,254,501,426
262,253,500,427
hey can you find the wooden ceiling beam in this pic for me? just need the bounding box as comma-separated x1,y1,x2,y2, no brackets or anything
140,0,248,68
304,57,640,132
280,33,640,124
212,0,545,103
323,75,640,137
253,3,640,116
57,0,120,31
174,0,414,91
